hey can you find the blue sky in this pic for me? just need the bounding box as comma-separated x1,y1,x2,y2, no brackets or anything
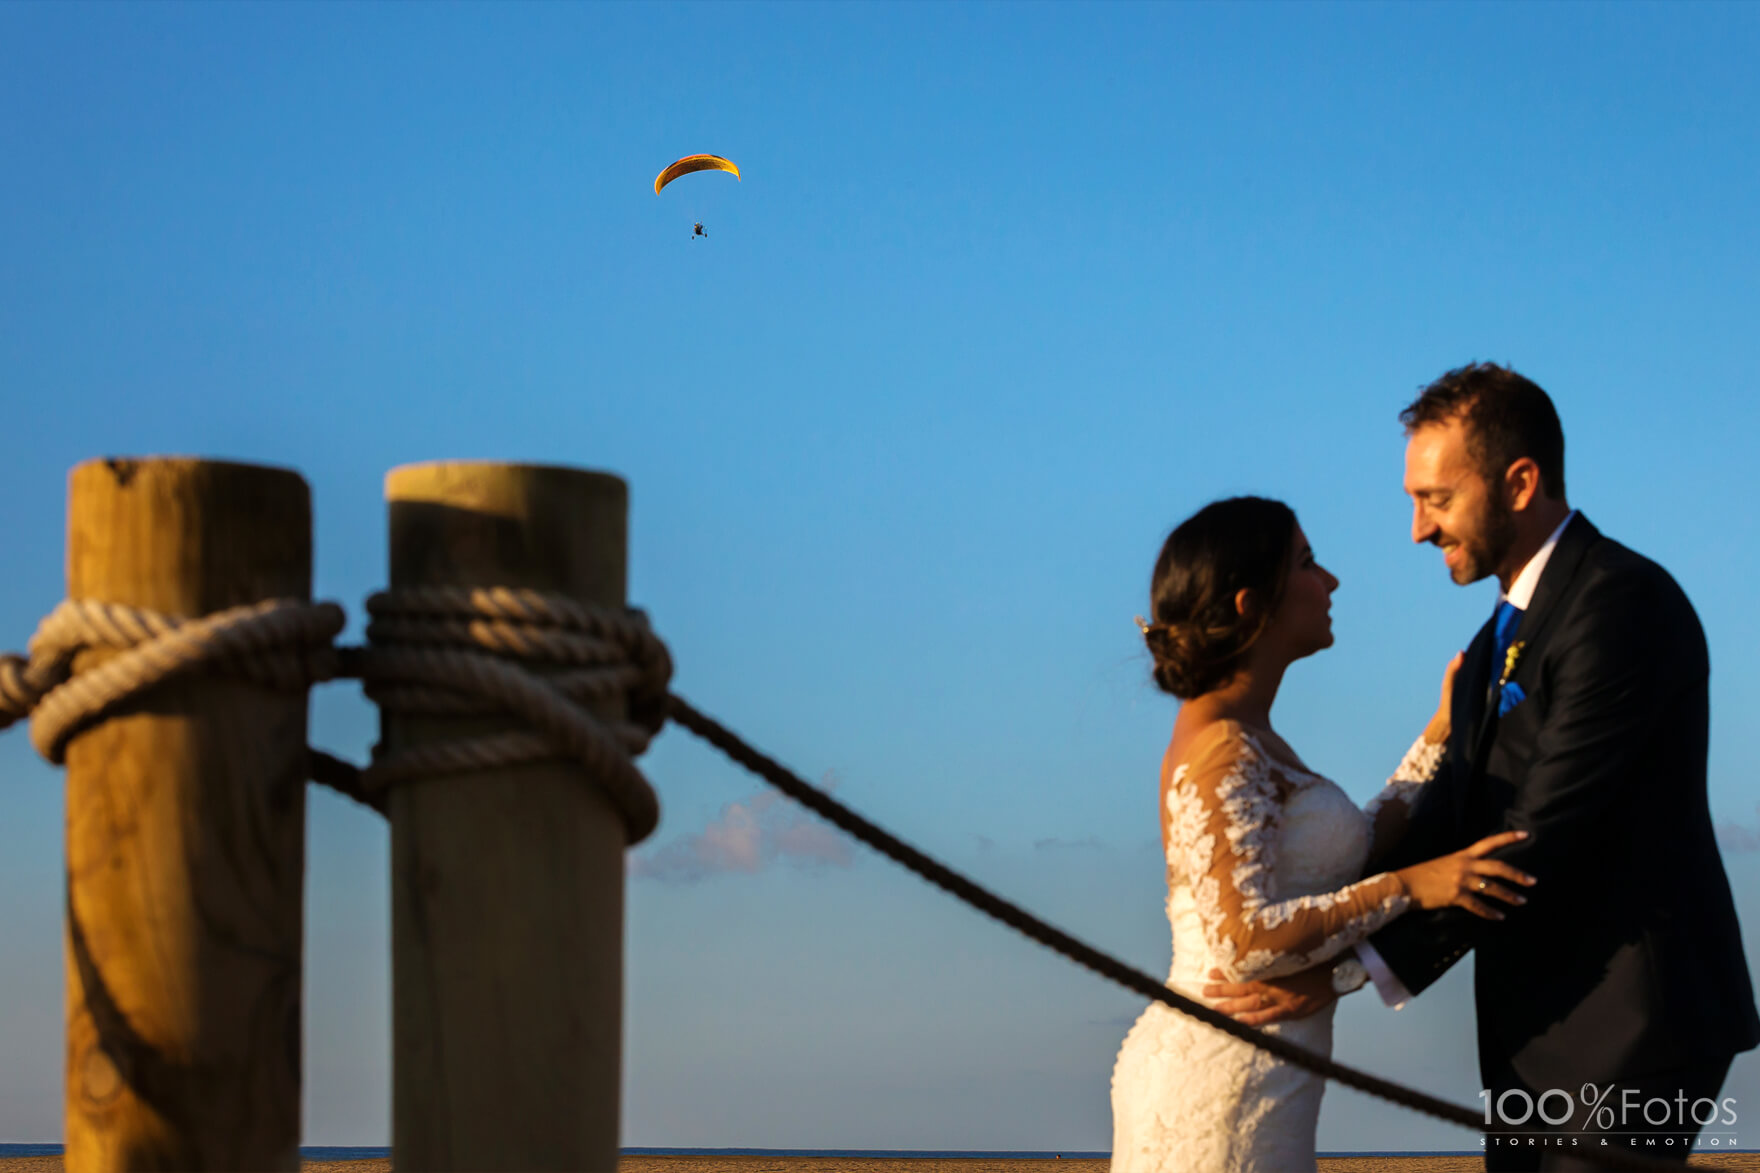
2,0,1758,1153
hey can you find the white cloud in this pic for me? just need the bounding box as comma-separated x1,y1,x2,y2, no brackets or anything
630,781,854,883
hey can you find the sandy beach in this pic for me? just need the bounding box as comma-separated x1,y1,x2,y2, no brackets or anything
2,1154,1756,1173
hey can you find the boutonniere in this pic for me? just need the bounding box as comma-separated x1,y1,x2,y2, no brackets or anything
1498,640,1527,688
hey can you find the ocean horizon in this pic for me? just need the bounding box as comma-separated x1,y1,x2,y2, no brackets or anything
0,1144,1536,1159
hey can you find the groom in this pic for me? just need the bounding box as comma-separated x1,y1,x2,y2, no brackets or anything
1206,363,1759,1170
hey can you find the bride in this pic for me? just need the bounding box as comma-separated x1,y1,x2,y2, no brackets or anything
1111,496,1535,1172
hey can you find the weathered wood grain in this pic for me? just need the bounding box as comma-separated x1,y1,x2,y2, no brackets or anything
63,457,311,1173
383,462,631,1172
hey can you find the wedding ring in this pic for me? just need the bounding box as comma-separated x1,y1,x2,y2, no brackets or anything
1475,879,1487,891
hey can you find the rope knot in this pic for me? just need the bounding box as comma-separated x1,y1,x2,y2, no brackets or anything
0,598,345,764
352,587,668,842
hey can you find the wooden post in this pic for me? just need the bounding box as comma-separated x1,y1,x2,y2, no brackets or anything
383,462,631,1172
63,457,312,1173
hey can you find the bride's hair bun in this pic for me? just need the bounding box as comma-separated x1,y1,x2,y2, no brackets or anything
1143,497,1298,700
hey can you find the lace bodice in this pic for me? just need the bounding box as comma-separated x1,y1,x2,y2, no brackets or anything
1162,721,1443,986
1112,723,1446,1172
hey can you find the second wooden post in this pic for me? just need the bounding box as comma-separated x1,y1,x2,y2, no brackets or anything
383,462,633,1172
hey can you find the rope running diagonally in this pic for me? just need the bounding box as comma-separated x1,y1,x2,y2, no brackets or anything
664,693,1684,1173
0,591,1687,1171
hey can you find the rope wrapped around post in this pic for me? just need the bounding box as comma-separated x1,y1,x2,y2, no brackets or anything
0,564,670,1173
343,585,669,842
0,597,397,818
0,588,670,841
0,597,346,758
0,584,1680,1172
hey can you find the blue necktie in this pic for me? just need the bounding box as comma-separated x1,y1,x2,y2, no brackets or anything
1492,600,1524,714
1493,601,1522,663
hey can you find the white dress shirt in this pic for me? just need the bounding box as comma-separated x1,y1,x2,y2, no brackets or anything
1356,511,1577,1008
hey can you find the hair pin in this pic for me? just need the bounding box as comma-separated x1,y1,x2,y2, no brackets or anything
1134,615,1151,634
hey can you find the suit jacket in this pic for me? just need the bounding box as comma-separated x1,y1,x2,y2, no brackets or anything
1368,514,1759,1089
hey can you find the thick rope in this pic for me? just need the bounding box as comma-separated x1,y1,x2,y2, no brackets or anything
0,591,668,840
0,594,1681,1167
664,693,1678,1173
1,598,345,763
341,587,669,842
309,747,387,815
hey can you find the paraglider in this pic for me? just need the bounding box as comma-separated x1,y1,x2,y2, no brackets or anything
653,154,740,194
655,154,739,238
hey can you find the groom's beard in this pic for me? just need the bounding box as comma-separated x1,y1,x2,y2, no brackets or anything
1449,498,1518,585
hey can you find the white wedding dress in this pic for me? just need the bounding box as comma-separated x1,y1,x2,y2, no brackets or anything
1110,720,1444,1173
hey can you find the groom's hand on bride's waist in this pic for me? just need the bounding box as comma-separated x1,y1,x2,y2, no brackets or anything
1203,964,1338,1026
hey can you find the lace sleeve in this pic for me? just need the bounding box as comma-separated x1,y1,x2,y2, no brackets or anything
1364,735,1445,821
1166,728,1411,982
1363,735,1447,859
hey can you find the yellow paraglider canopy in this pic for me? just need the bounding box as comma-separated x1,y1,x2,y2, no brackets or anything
654,154,741,195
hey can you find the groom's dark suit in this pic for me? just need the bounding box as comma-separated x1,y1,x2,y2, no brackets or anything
1368,514,1758,1159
